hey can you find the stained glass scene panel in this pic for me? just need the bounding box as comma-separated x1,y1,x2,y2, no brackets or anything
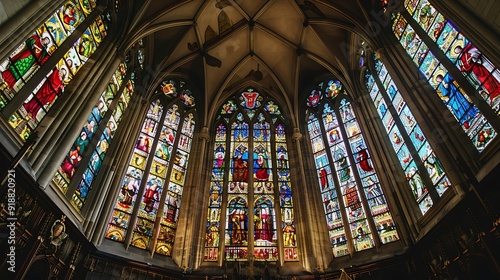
225,118,249,261
73,83,131,208
253,115,277,261
0,0,94,105
225,195,249,261
438,25,500,117
342,99,398,244
336,100,374,252
392,13,494,151
307,113,348,257
54,63,125,206
407,0,443,38
156,114,195,256
8,13,109,141
130,104,180,250
276,123,298,261
130,173,163,250
254,196,278,261
371,62,443,214
378,64,451,201
204,124,226,261
409,0,500,117
105,101,162,243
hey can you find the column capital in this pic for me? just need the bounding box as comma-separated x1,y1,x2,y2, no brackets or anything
199,126,210,141
115,49,126,62
375,48,386,60
292,128,302,141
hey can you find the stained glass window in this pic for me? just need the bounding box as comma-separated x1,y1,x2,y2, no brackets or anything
0,0,96,104
3,1,108,141
52,63,130,211
391,1,498,151
106,79,196,257
73,81,134,210
365,57,452,214
204,89,298,262
306,79,398,257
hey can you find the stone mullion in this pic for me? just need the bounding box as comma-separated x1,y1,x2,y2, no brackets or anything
77,64,132,217
270,124,285,265
353,77,413,248
123,107,167,251
344,95,383,249
375,49,449,210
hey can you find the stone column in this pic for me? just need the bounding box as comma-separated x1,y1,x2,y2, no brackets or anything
291,128,327,272
180,126,210,270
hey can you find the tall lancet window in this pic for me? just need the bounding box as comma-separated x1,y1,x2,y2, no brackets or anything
391,0,499,151
105,79,196,257
365,57,452,214
204,89,298,262
306,79,398,258
1,0,111,141
52,63,133,210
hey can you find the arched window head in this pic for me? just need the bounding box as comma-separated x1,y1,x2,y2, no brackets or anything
364,57,452,214
105,79,196,257
391,0,499,151
204,88,298,262
306,79,398,257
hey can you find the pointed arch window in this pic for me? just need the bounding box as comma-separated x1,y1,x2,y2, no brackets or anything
365,57,452,214
391,0,499,151
1,0,110,141
105,79,196,257
52,63,132,210
204,89,298,262
306,79,398,257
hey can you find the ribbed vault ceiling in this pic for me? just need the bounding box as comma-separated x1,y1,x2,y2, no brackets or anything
119,0,376,126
